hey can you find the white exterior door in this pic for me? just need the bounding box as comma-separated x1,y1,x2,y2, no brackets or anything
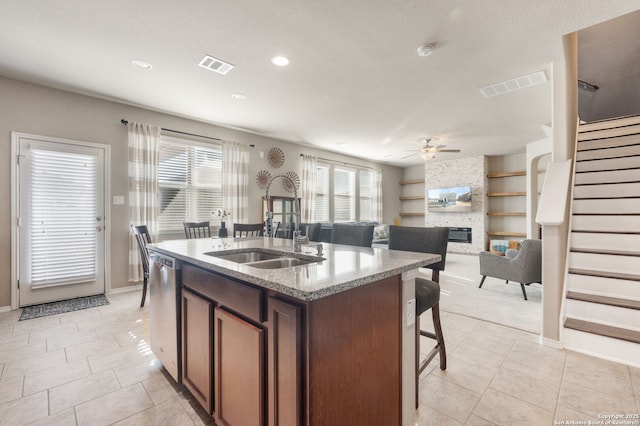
17,135,106,307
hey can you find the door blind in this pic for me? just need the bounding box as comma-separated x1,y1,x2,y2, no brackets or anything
30,149,97,287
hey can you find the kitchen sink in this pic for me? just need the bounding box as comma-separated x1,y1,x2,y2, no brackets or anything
244,257,318,269
205,251,282,264
205,249,322,269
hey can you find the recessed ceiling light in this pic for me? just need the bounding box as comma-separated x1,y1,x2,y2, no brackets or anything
416,44,434,57
271,56,290,67
131,60,153,70
231,93,247,100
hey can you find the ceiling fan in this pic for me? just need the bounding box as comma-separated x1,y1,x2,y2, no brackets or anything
402,137,461,160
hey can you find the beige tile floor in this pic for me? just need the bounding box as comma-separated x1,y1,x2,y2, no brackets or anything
0,261,638,425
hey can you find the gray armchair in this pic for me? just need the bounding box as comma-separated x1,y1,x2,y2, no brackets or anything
478,239,542,300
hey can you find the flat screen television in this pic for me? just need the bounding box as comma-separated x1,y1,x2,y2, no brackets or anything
427,185,472,212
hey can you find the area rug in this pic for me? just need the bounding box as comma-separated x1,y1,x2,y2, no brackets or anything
434,253,542,334
19,294,110,321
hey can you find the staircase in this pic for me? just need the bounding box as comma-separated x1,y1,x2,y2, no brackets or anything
562,115,640,367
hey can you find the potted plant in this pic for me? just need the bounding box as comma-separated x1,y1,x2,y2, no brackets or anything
214,209,231,238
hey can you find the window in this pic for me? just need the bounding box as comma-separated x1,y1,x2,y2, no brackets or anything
314,164,330,222
158,137,222,233
359,169,373,221
334,167,356,222
313,162,380,223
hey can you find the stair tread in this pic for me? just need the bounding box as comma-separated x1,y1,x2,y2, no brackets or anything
567,291,640,310
564,317,640,344
570,248,640,257
569,268,640,282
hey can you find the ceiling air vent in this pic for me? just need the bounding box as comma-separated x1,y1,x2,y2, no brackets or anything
198,55,234,75
479,70,547,97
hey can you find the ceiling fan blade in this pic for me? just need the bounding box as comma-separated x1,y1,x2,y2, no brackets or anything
437,149,461,153
399,153,417,159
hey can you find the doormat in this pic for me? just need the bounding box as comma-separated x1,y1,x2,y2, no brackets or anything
19,294,110,321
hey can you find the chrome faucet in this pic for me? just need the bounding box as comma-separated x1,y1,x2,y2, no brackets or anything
264,174,303,244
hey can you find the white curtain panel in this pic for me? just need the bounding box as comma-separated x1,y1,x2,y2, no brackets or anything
300,154,317,222
128,122,161,282
222,141,250,225
373,169,383,223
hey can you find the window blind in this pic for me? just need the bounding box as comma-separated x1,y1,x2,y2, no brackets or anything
314,165,330,222
30,149,97,287
334,167,355,222
359,170,373,221
314,166,330,222
158,139,222,232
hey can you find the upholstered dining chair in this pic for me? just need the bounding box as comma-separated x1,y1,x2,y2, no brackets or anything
331,223,375,247
131,224,151,308
479,239,542,300
388,225,449,408
233,223,265,237
299,222,322,242
183,221,211,239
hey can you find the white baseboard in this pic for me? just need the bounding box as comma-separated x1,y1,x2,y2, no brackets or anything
108,283,142,295
0,305,12,313
540,336,564,349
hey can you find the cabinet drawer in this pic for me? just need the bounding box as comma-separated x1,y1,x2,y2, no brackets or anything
182,264,263,323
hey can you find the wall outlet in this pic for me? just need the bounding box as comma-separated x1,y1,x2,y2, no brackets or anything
407,298,416,327
112,195,125,205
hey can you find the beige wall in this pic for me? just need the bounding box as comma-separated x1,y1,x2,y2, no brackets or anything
0,76,402,308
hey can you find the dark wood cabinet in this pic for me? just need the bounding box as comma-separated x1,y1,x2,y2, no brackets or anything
181,288,213,414
214,307,265,426
267,297,301,426
179,263,404,426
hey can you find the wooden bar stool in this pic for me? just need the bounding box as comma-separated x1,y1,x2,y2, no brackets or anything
388,225,449,408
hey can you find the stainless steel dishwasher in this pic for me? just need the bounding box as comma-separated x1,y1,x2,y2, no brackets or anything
149,251,182,383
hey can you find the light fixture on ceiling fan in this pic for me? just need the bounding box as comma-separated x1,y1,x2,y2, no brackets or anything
418,137,460,161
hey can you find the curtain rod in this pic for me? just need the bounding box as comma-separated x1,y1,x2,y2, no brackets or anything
299,153,381,172
120,119,254,147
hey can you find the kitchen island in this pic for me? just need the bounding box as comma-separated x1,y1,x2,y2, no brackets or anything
148,237,440,426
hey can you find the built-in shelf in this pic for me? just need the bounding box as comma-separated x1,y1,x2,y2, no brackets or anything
488,231,527,237
487,171,526,178
487,191,526,197
487,166,527,246
399,178,425,223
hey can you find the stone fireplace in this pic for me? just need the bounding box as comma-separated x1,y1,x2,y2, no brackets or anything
424,156,488,254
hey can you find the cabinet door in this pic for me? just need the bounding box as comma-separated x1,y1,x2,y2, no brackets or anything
214,307,265,426
267,297,301,426
182,288,213,414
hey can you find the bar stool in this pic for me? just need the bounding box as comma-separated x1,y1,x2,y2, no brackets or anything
388,225,449,408
331,223,374,247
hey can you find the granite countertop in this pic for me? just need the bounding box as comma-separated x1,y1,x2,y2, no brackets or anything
148,237,440,301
